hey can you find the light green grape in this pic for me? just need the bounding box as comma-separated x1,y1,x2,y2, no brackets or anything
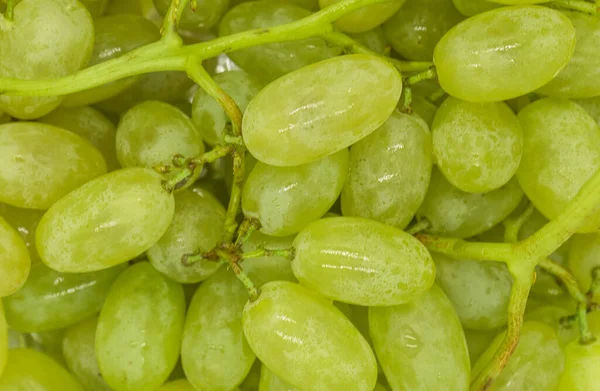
318,0,406,33
568,233,600,298
192,70,262,146
434,6,576,102
28,328,67,367
259,365,299,391
451,0,500,16
369,284,470,391
0,348,84,391
574,96,600,127
3,262,125,332
97,262,185,391
241,232,298,286
537,12,600,99
116,101,204,170
348,27,388,55
525,305,578,346
433,252,512,330
148,187,226,283
219,2,342,83
0,0,94,119
464,328,499,364
63,14,160,107
81,0,110,15
0,122,107,209
0,216,30,297
341,112,432,229
417,168,524,238
0,204,44,264
557,337,600,391
488,0,550,3
154,0,229,31
383,0,463,61
243,281,377,391
38,106,120,171
292,217,435,306
517,98,600,232
411,96,438,127
63,317,111,391
182,268,255,391
36,168,175,273
473,321,564,391
432,97,523,193
243,54,402,166
238,361,261,391
157,379,197,391
0,302,6,377
243,150,348,236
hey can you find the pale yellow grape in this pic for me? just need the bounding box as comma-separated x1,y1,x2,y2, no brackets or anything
557,338,600,391
243,150,348,236
182,268,255,391
568,233,600,298
517,98,600,232
243,281,377,391
452,0,500,16
259,365,299,391
156,380,196,391
369,285,470,391
0,204,44,264
292,217,435,306
341,112,432,229
0,216,30,297
0,0,94,119
434,6,576,102
318,0,406,33
0,302,6,377
243,54,402,166
36,168,175,273
525,305,578,346
0,122,107,209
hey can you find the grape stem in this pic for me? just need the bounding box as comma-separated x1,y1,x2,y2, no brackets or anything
577,303,597,344
241,247,296,260
406,219,431,235
551,0,598,14
539,258,587,304
161,0,187,44
427,88,446,104
3,0,13,21
235,218,262,247
502,202,534,244
588,267,600,299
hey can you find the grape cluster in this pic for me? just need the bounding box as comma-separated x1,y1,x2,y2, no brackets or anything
0,0,600,391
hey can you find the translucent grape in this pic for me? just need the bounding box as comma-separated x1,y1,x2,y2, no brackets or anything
3,262,125,332
243,150,348,236
557,338,600,391
243,281,377,391
24,328,66,366
464,328,499,364
568,233,600,297
432,97,523,193
0,204,44,264
417,168,524,238
259,365,299,391
525,305,578,346
318,0,406,33
341,112,432,229
0,0,94,119
219,2,342,83
517,98,600,232
154,0,229,31
157,379,197,391
96,262,186,391
292,217,435,306
148,187,226,283
451,0,500,16
0,122,107,209
243,54,402,166
36,168,175,273
0,302,6,377
434,6,576,102
574,96,600,127
369,284,470,391
182,268,255,391
348,27,388,55
0,215,30,297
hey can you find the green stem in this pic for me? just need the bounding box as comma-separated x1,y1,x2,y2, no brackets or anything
427,88,446,104
230,261,260,301
414,234,515,263
577,303,596,344
587,267,600,299
503,202,534,244
400,86,413,113
322,31,372,54
223,149,245,243
390,59,435,73
241,247,296,260
235,218,262,247
161,0,188,44
405,67,437,86
406,219,430,235
551,0,597,14
539,258,587,304
4,0,13,21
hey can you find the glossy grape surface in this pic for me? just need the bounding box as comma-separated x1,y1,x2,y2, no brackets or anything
319,0,406,33
0,215,30,297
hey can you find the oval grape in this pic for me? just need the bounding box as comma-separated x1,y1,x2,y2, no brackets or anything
319,0,406,33
0,215,30,297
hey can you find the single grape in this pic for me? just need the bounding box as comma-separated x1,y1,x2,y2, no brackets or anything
348,27,389,55
411,96,438,127
464,328,499,365
434,6,576,102
525,305,579,346
557,337,600,391
81,0,109,15
369,284,470,391
156,379,197,391
36,168,175,273
451,0,500,16
243,54,402,166
318,0,406,33
517,98,600,232
0,302,6,377
292,217,435,306
574,96,600,127
568,233,600,299
243,281,377,391
0,122,107,209
341,112,432,229
259,365,299,391
0,204,44,264
0,215,30,297
96,262,186,391
241,232,298,286
154,0,229,31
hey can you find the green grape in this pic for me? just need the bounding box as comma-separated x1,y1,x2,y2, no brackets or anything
259,365,299,391
341,112,432,229
0,216,30,297
0,204,44,264
517,98,600,232
433,252,512,330
473,321,564,391
411,96,438,127
0,122,107,209
537,13,600,99
243,54,402,166
243,150,348,236
574,96,600,127
63,14,160,107
0,112,9,125
192,70,262,146
0,302,6,377
148,187,225,283
383,0,463,61
105,0,156,16
0,0,94,119
154,0,229,31
97,262,185,391
243,281,377,391
116,101,205,170
238,361,261,391
557,337,600,391
219,2,342,84
369,284,470,391
3,262,125,332
568,233,600,296
36,168,175,273
432,97,523,193
434,6,576,102
28,328,67,367
348,27,388,55
451,0,500,16
38,106,120,171
81,0,110,16
157,379,197,391
488,0,550,3
319,0,406,33
417,168,524,238
182,268,255,391
241,232,298,286
292,217,435,306
0,348,84,391
464,328,499,365
63,317,111,391
525,305,578,346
